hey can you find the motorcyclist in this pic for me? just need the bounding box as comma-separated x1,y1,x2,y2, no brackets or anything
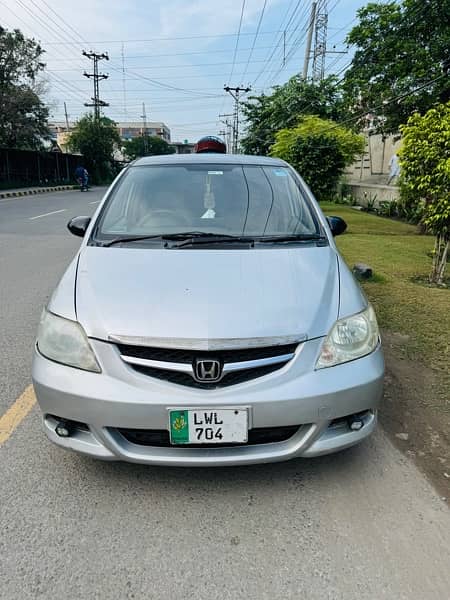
75,165,89,191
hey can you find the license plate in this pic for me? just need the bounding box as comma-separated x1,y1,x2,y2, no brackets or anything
169,409,248,445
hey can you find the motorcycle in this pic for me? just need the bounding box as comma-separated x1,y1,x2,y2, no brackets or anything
77,176,89,192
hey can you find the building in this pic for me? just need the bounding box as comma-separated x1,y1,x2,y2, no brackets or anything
48,120,171,153
48,122,72,153
116,122,170,142
170,141,195,154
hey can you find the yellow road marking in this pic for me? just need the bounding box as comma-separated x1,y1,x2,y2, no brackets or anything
0,385,36,446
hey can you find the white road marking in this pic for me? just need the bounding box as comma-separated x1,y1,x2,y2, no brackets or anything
29,209,67,220
89,200,101,205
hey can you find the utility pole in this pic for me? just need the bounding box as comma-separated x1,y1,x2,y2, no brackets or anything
312,1,328,81
223,86,251,153
83,51,109,119
63,102,70,178
302,2,317,79
121,42,127,120
219,113,234,153
63,102,70,131
141,102,148,154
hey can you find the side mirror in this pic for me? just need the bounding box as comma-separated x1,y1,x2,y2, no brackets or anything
327,216,347,237
67,216,91,237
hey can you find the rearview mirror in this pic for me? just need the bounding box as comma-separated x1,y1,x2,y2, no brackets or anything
67,216,91,237
327,216,347,237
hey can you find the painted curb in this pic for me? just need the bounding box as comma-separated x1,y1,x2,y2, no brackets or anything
0,185,75,199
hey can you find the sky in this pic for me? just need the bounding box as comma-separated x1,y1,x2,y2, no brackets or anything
2,0,369,142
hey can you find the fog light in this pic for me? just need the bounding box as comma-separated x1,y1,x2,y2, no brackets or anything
347,415,364,431
55,421,72,437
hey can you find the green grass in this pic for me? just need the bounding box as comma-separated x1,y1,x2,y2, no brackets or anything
321,203,450,377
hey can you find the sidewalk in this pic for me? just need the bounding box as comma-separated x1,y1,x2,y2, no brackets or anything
0,184,75,200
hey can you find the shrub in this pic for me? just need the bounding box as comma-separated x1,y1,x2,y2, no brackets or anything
399,102,450,284
270,116,364,201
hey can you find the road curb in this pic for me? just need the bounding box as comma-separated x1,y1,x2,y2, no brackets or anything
0,185,75,199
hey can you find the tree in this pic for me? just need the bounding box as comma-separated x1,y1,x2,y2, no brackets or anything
270,116,365,200
124,135,175,160
241,75,347,155
0,27,49,149
343,0,450,133
399,103,450,285
68,114,120,183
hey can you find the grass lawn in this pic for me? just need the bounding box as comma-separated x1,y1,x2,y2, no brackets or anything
321,203,449,377
321,202,449,498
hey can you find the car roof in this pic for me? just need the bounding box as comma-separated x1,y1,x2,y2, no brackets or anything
132,154,288,167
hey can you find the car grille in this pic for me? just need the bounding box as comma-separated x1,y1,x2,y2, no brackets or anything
117,342,298,388
131,363,284,388
116,425,301,447
116,343,298,364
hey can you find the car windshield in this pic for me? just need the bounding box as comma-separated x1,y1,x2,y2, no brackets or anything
93,163,320,241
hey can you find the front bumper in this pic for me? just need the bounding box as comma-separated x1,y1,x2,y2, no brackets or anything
32,338,384,466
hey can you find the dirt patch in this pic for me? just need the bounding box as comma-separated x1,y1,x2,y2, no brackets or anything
380,331,450,503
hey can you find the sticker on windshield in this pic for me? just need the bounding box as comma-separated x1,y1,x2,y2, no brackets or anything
208,171,223,175
273,169,287,176
201,209,216,219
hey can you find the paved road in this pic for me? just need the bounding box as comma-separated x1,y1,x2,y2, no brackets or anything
0,189,449,600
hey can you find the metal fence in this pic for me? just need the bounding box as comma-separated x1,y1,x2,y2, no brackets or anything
0,148,83,189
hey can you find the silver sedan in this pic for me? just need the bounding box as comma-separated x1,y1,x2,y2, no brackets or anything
32,154,384,466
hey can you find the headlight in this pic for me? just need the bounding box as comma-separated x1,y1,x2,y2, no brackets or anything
316,305,379,369
37,309,101,372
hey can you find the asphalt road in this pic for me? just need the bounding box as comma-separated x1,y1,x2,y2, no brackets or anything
0,188,449,599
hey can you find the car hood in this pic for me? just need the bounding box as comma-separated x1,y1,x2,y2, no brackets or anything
75,246,340,344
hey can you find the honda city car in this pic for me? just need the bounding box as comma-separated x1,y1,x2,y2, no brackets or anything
32,154,384,466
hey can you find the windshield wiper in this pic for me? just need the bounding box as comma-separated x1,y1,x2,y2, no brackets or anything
99,234,167,247
257,233,327,244
160,231,239,240
99,231,238,247
98,231,322,248
171,234,255,248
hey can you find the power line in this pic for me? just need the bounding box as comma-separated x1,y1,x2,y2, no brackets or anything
1,0,84,70
240,0,268,83
227,0,247,84
47,72,88,103
7,0,223,104
120,67,220,97
13,0,81,48
27,0,117,101
47,59,279,73
245,71,449,148
251,0,304,85
39,29,300,45
36,0,87,43
264,5,309,87
218,0,247,123
48,45,280,62
27,0,85,46
327,17,357,42
50,71,267,83
259,1,312,87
